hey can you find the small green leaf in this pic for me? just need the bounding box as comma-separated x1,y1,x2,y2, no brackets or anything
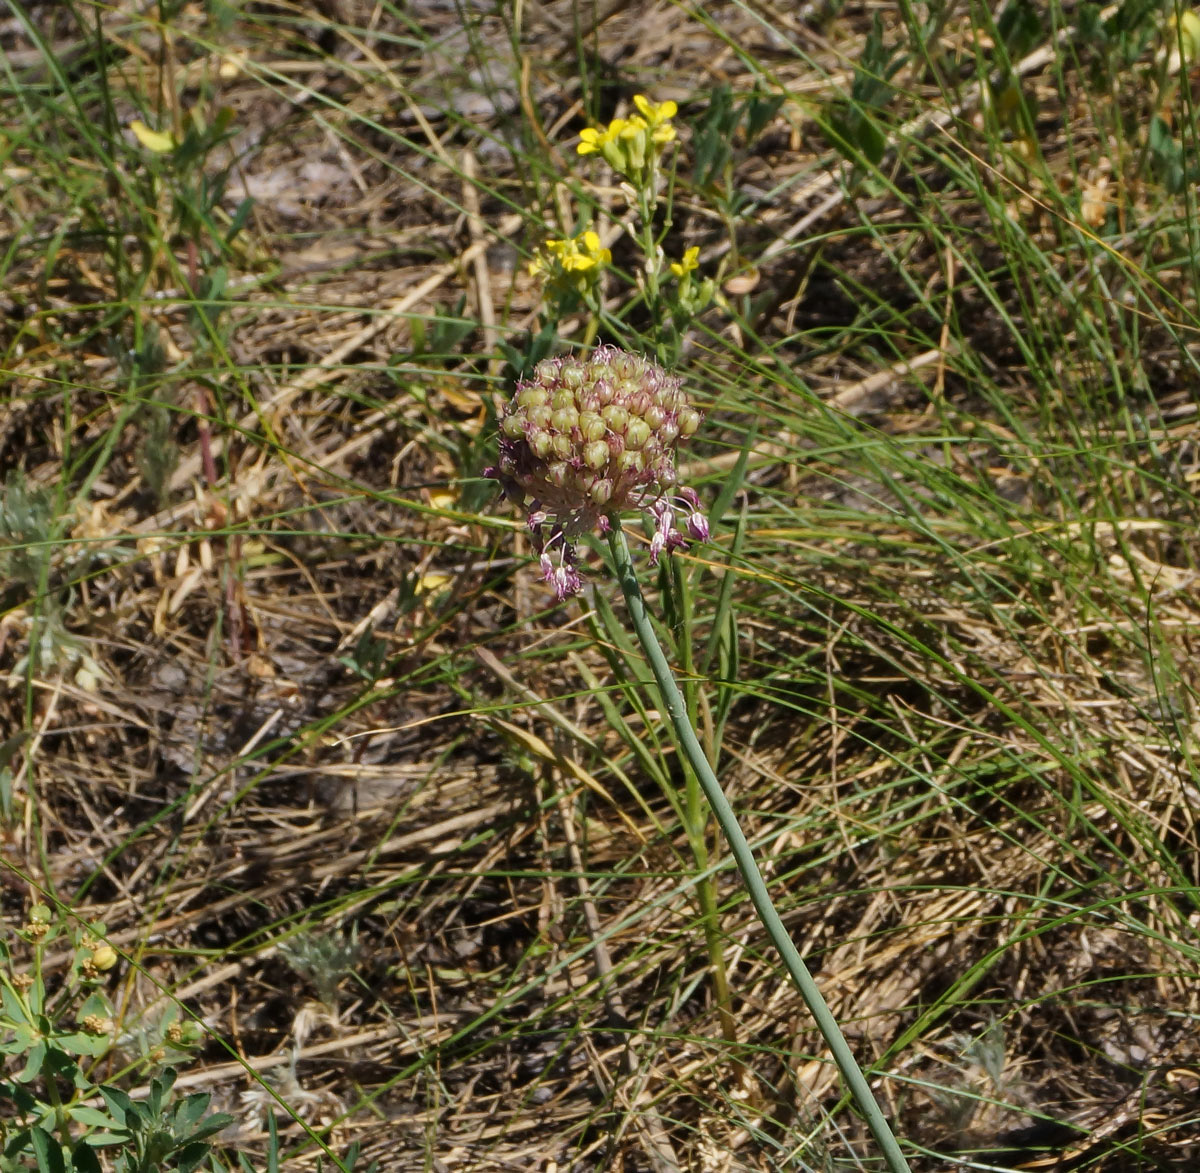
66,1107,121,1131
176,1140,217,1173
69,1141,103,1173
1,979,31,1022
98,1085,133,1125
55,1029,112,1058
16,1039,47,1082
82,1132,130,1148
30,1125,66,1173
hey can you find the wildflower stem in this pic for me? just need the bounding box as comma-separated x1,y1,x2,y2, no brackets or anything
606,523,912,1173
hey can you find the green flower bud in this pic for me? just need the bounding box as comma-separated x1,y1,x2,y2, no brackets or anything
579,412,606,442
583,440,609,470
552,433,574,459
589,478,613,505
602,404,629,433
552,407,579,432
619,450,645,475
531,431,554,460
678,408,701,436
501,414,526,439
518,387,549,409
624,418,651,450
611,352,638,380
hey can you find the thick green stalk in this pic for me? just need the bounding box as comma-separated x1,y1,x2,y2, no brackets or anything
607,525,911,1173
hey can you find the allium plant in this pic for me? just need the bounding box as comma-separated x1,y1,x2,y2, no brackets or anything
487,345,708,600
487,345,912,1173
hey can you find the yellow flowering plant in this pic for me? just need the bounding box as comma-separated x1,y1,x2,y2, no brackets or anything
668,244,716,321
531,231,612,276
525,228,613,346
524,96,715,367
577,95,678,182
573,95,694,360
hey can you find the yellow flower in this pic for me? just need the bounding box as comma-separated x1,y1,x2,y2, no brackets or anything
670,246,700,278
632,94,677,144
528,245,557,277
129,119,177,153
562,230,611,271
577,118,630,156
528,231,611,280
576,97,676,180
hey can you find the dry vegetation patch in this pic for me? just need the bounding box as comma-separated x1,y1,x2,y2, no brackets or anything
2,1,1200,1170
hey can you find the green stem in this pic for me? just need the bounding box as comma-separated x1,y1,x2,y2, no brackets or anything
606,524,911,1173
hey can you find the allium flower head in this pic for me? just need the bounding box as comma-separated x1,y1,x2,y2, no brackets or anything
487,346,708,600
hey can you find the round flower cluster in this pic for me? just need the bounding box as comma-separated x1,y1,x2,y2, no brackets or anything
488,346,708,600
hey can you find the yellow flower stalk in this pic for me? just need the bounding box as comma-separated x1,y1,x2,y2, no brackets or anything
575,95,676,183
633,94,678,144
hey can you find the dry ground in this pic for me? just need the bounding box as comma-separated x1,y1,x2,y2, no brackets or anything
2,1,1200,1170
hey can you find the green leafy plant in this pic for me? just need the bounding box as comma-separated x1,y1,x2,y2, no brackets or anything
77,1071,231,1173
277,928,361,1008
823,12,907,169
0,905,226,1173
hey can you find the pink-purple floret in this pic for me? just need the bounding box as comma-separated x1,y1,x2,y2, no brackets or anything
485,346,708,600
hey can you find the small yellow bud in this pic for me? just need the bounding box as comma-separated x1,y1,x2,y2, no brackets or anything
129,119,176,153
89,944,118,971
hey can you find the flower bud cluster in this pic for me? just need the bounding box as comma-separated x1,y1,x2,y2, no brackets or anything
577,94,677,187
528,230,611,299
488,346,707,599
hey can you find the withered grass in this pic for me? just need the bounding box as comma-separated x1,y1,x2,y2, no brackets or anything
2,1,1199,1170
